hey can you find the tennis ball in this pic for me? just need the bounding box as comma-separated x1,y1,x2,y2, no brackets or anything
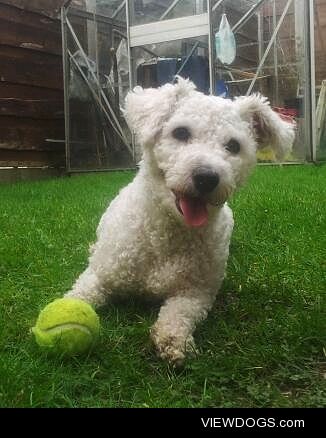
32,298,100,356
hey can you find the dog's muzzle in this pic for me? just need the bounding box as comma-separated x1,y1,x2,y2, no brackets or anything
172,168,222,228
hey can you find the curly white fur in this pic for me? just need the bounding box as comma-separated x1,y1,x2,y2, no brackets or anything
65,78,295,365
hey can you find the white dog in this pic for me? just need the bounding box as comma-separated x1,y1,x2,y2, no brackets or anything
65,78,295,365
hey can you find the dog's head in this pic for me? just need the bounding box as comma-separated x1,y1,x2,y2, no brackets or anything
124,78,295,228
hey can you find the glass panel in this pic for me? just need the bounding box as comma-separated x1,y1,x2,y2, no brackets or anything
212,0,307,162
130,35,210,159
96,0,126,20
129,0,208,26
69,0,126,20
65,2,133,171
132,35,210,92
315,0,326,161
212,0,260,96
259,0,304,161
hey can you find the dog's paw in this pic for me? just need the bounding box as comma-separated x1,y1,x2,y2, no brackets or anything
150,327,197,367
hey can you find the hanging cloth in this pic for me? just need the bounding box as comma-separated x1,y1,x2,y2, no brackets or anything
215,14,236,65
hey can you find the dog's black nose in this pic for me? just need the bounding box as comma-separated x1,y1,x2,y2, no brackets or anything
193,169,220,194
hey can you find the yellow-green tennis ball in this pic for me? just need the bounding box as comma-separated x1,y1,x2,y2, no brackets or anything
32,298,100,356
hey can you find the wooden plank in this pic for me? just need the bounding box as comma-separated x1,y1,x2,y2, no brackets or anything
0,44,61,63
0,17,61,56
0,3,62,57
0,98,64,119
0,46,63,90
0,117,65,151
0,1,66,19
0,83,63,99
0,3,61,33
0,149,65,167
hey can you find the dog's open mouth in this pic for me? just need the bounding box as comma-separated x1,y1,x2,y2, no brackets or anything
174,194,208,228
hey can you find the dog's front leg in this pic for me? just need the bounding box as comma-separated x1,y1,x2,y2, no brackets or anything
65,266,108,308
150,294,213,366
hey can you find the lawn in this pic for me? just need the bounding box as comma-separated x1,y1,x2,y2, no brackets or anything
0,165,325,408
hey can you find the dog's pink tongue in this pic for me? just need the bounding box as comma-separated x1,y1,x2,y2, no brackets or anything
179,197,208,227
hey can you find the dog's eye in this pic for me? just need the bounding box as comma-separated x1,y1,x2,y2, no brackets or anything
172,127,191,142
225,139,241,154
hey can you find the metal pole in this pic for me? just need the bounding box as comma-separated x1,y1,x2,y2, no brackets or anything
63,0,73,8
308,0,316,161
112,0,125,19
257,11,263,62
125,0,133,91
61,6,70,172
232,0,267,33
208,0,215,95
246,0,293,96
272,0,279,105
257,10,264,93
212,0,227,13
160,0,182,21
294,0,306,160
86,0,97,62
86,0,101,167
125,0,136,161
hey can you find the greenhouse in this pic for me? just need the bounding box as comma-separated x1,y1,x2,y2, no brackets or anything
59,0,326,172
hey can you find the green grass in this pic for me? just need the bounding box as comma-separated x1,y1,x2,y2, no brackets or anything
0,166,325,408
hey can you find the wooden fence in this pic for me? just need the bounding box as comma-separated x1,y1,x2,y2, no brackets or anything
0,1,65,168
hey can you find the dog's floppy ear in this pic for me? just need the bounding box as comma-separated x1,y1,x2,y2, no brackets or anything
235,94,295,160
123,78,196,147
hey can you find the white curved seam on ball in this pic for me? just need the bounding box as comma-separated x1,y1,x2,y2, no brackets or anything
41,323,93,336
